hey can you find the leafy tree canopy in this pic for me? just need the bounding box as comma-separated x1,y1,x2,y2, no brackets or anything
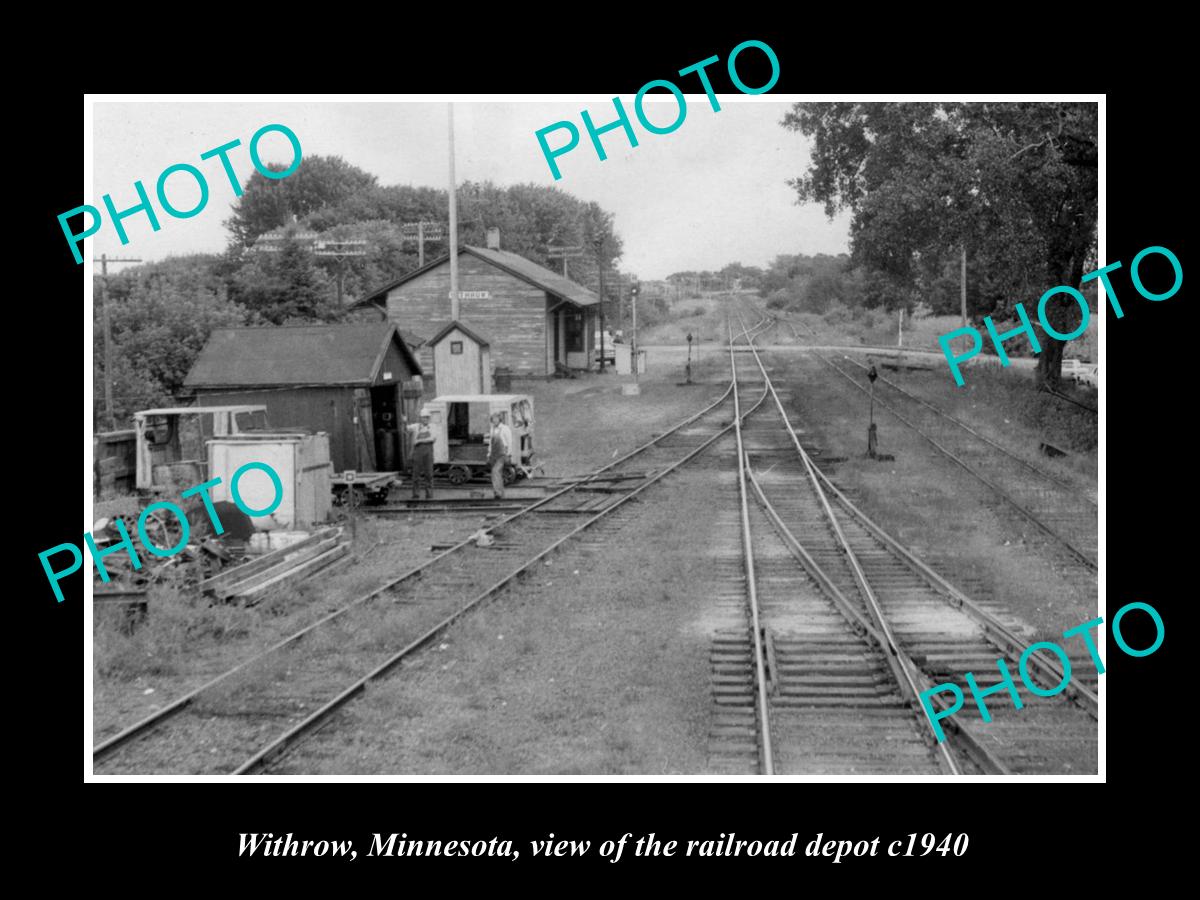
226,155,379,247
783,101,1097,386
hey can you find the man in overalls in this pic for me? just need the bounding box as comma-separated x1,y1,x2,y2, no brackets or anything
488,412,512,500
406,411,436,500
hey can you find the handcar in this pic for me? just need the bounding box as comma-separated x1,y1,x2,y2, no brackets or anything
416,394,535,485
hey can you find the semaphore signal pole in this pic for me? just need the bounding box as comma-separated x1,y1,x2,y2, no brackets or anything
94,253,142,431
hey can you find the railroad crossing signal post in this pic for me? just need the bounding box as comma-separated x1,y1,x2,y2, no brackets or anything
686,332,694,384
631,281,639,385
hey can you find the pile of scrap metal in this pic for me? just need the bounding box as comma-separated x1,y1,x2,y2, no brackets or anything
91,498,258,596
91,404,348,608
91,500,350,605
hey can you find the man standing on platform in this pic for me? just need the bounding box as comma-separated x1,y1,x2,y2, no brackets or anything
488,412,512,500
405,410,436,500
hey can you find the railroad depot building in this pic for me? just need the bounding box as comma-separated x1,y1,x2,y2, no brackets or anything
349,234,600,378
182,322,422,473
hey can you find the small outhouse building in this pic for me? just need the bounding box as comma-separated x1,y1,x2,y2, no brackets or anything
428,320,492,395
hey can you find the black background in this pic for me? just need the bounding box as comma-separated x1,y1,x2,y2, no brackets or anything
20,19,1185,883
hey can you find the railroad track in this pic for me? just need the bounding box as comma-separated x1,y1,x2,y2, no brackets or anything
708,314,1097,775
835,352,1096,502
93,317,772,775
817,353,1097,577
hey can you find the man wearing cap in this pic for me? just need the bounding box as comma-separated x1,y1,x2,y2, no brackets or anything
488,412,512,500
405,411,436,500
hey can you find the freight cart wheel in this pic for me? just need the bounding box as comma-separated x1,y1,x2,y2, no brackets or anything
502,463,518,486
447,465,471,485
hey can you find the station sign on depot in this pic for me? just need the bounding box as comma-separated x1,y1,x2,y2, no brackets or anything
451,291,490,300
534,39,781,181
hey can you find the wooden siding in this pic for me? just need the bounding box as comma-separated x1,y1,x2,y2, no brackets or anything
385,254,553,376
193,387,359,473
378,339,419,383
432,326,492,395
94,430,136,499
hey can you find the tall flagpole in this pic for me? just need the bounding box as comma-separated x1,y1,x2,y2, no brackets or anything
448,103,460,322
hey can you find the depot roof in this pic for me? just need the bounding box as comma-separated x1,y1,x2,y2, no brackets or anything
354,246,600,309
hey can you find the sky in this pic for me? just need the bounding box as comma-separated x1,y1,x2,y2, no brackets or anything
91,98,851,280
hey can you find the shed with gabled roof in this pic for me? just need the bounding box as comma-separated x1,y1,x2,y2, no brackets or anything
183,322,423,473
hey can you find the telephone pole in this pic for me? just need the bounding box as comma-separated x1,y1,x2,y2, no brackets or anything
93,253,141,431
593,237,607,373
960,245,968,329
547,244,583,279
448,103,460,321
313,240,367,307
400,221,446,267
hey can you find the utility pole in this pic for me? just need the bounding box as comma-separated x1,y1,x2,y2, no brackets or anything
961,245,968,329
548,244,583,279
313,240,367,307
252,232,368,308
448,103,460,321
400,221,446,267
593,236,608,373
93,253,141,431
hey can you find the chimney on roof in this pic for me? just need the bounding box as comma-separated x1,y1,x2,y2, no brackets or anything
486,227,501,250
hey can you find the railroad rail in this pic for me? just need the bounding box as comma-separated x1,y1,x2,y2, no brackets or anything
93,316,772,775
817,353,1097,575
837,353,1092,499
713,310,1096,775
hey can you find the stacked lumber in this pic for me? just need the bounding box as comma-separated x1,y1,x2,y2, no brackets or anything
198,528,350,603
94,430,136,499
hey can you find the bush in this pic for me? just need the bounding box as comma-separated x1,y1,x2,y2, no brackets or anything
822,303,853,325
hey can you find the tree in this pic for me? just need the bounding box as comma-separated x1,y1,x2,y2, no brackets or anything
225,155,379,247
228,237,340,324
97,255,248,425
783,102,1097,387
